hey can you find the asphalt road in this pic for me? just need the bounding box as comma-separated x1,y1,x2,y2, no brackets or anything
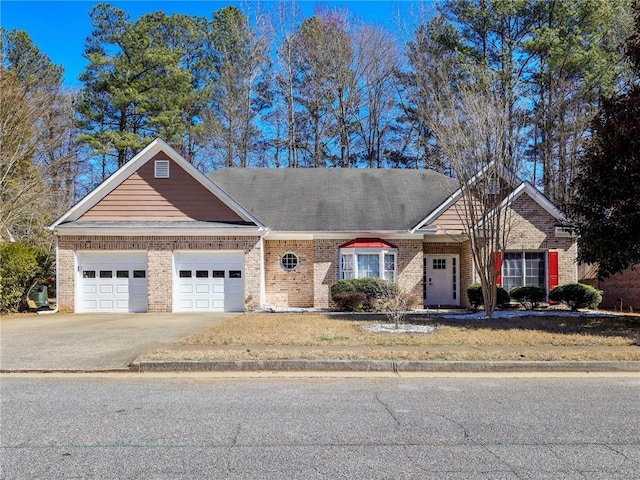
1,375,639,479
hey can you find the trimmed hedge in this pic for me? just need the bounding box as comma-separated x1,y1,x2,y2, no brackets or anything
548,283,602,311
330,277,400,311
510,286,546,310
467,283,510,310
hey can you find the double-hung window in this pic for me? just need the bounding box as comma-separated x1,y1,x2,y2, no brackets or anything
339,249,396,281
502,252,546,293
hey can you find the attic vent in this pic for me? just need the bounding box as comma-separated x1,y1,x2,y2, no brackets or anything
154,160,170,178
487,176,499,195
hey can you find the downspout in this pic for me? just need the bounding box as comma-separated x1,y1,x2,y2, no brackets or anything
38,235,59,315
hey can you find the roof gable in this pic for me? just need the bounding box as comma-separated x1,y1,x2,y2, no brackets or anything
412,165,568,232
78,153,246,222
51,139,263,229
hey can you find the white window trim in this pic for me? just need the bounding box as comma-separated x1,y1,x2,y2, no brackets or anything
339,248,397,281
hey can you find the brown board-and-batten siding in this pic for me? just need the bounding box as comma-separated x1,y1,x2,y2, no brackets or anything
78,153,244,223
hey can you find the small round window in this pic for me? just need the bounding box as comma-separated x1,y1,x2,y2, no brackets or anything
281,252,299,271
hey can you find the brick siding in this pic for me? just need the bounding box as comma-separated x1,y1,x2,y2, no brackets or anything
395,239,425,301
507,195,577,287
57,235,260,312
592,269,640,310
264,240,314,308
313,239,343,308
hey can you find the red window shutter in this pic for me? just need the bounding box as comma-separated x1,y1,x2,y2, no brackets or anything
492,251,503,286
548,251,559,291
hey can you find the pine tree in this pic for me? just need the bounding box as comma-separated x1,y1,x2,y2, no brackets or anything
570,2,640,277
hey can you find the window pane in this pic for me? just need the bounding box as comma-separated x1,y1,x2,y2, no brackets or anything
133,270,146,278
525,252,545,288
341,254,354,279
179,270,192,278
433,258,446,270
357,254,379,278
83,270,95,279
502,252,523,293
212,270,225,278
116,270,129,278
281,253,298,270
196,270,208,278
229,270,242,278
384,253,395,281
99,270,112,278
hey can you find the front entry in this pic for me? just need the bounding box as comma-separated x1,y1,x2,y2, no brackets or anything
424,254,460,307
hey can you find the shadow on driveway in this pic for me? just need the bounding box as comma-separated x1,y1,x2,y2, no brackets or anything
0,313,237,371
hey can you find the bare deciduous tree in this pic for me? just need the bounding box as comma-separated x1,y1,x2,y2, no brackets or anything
353,24,400,168
426,69,523,317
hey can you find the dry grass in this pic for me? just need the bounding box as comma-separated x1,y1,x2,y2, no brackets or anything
147,347,640,362
146,312,640,361
181,313,640,348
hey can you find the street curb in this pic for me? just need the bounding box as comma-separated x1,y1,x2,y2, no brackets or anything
131,359,640,373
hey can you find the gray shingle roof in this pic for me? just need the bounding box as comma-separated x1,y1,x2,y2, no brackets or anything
209,168,459,232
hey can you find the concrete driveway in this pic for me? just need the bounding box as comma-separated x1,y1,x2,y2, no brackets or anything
0,312,236,371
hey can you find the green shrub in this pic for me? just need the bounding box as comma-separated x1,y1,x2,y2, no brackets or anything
330,279,357,298
0,242,49,313
548,283,602,311
466,283,510,310
351,277,400,300
333,291,368,311
509,286,547,310
330,277,400,311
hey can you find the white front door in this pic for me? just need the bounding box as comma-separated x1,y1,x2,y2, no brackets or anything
424,254,460,306
77,252,148,313
174,252,245,312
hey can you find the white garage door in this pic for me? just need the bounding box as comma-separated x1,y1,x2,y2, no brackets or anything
77,252,148,313
174,252,244,312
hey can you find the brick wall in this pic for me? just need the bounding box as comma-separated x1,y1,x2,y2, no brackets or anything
147,246,172,312
57,248,75,312
594,269,640,310
395,239,424,300
57,235,260,313
507,195,577,286
313,239,343,308
264,240,314,308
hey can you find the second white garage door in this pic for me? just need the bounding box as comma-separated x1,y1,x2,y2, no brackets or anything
174,251,245,312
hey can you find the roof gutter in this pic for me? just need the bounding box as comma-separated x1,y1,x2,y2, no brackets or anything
52,225,266,237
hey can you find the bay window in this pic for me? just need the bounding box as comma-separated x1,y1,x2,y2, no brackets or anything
340,249,397,281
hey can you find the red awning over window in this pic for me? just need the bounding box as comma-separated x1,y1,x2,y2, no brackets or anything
339,238,397,249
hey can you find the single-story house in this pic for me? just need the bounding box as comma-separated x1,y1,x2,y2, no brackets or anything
50,139,577,313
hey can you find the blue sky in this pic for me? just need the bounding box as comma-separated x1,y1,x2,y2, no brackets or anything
1,1,430,87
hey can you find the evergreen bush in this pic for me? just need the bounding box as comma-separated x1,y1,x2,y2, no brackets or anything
509,286,547,310
548,283,602,311
330,277,400,311
466,283,510,310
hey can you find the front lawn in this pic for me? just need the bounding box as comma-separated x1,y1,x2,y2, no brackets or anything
144,312,640,362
